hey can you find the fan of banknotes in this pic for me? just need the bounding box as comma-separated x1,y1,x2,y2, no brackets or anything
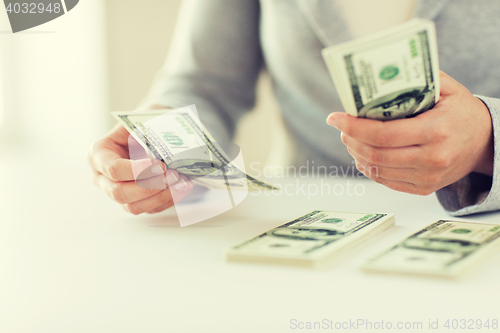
112,105,277,191
322,18,440,120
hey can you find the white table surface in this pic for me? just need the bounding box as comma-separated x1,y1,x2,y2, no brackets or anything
1,151,500,333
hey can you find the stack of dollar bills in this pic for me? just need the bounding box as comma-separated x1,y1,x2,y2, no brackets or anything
226,211,395,268
228,214,500,278
363,220,500,278
322,18,440,120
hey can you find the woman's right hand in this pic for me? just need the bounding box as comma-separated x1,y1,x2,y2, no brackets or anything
87,124,193,215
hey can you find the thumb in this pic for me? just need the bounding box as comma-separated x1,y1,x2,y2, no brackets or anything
326,112,350,129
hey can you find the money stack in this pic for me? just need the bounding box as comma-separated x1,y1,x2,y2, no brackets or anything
322,18,440,120
363,220,500,278
227,211,395,267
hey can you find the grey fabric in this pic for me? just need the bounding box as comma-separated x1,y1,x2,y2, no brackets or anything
141,0,500,216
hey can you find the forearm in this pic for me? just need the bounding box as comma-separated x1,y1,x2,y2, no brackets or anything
139,0,263,142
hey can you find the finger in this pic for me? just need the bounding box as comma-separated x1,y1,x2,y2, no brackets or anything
353,156,416,183
370,177,422,194
438,70,464,97
342,133,421,167
146,176,194,214
123,177,193,215
136,169,179,189
368,175,434,196
88,123,168,181
93,172,165,204
94,168,181,203
146,200,174,214
169,175,194,204
327,112,432,147
109,123,135,145
90,142,166,182
352,159,420,193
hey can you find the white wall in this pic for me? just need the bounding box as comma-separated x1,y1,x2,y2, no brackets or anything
0,0,109,163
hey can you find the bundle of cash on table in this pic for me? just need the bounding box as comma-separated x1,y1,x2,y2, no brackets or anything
227,211,395,268
322,18,440,120
363,220,500,278
113,105,277,191
227,211,500,278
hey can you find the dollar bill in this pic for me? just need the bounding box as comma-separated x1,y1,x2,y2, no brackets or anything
112,105,278,191
227,211,395,267
363,220,500,278
322,18,440,120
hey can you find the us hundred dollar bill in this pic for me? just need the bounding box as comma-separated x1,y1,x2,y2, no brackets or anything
363,220,500,278
112,105,277,191
322,18,440,120
227,211,395,267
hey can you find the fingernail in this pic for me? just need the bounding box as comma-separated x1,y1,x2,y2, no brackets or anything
172,179,190,191
165,170,179,185
151,165,164,174
327,114,338,128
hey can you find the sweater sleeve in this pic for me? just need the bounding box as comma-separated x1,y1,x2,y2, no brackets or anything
138,0,263,142
435,95,500,216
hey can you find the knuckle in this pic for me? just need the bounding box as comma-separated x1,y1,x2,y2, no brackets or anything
143,191,169,209
155,190,172,205
371,174,383,184
144,186,161,198
91,174,99,187
430,122,450,142
106,162,121,181
428,151,451,168
340,132,348,145
110,182,126,204
355,162,365,173
86,140,104,164
86,141,97,163
366,148,382,164
342,122,354,137
367,164,380,177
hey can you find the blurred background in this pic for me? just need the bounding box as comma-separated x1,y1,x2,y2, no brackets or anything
0,0,287,170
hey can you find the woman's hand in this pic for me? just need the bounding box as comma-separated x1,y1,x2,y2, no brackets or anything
327,71,494,196
87,123,193,214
